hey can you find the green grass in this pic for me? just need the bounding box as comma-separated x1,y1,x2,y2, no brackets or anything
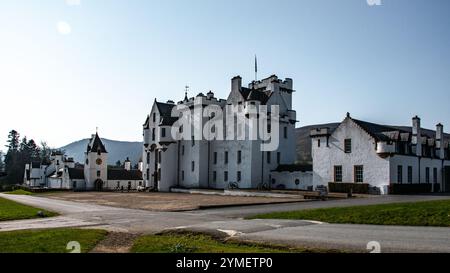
5,189,35,195
0,197,58,221
250,200,450,227
131,232,337,253
0,229,108,253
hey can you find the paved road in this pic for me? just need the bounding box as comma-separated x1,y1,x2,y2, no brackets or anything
1,193,450,252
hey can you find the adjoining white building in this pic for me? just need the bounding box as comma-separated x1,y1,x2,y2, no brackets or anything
24,133,143,191
142,75,303,192
310,113,450,194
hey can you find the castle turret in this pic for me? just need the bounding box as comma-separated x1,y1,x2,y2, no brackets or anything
84,132,108,191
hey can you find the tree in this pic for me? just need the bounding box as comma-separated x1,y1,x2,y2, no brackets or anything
4,130,22,184
40,141,52,164
0,150,4,171
115,160,122,167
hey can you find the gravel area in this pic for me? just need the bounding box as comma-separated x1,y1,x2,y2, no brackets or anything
40,192,305,212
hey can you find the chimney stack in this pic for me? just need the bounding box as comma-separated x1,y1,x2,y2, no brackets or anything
124,158,131,171
412,116,422,157
231,76,242,93
436,123,445,159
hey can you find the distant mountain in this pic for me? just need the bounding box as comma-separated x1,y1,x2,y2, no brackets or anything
60,138,143,165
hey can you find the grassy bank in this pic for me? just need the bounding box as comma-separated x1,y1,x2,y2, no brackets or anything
0,229,108,253
0,197,57,221
250,199,450,227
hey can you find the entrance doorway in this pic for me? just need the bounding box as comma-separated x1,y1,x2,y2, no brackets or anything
94,179,104,191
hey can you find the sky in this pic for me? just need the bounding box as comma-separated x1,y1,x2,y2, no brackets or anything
0,0,450,149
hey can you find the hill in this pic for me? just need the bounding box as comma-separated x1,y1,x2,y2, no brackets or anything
60,138,142,165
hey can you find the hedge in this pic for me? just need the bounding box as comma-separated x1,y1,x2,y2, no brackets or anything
389,184,433,194
328,182,369,194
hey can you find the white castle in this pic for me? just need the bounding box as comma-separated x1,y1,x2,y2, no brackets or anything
142,75,299,191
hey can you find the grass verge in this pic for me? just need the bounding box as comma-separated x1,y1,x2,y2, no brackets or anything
0,229,108,253
249,199,450,227
5,189,35,195
131,232,339,253
0,197,58,221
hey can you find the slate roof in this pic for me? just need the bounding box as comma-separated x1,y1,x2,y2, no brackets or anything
108,169,143,181
156,102,176,118
351,118,406,142
68,168,85,180
87,133,108,153
239,87,271,104
160,116,179,126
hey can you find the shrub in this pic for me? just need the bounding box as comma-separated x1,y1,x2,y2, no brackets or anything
328,182,369,194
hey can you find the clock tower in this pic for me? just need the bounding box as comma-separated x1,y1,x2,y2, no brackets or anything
84,132,108,191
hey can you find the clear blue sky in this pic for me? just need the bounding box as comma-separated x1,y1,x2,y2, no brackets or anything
1,0,449,148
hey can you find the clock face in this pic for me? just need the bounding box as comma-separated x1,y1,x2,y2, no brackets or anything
96,158,103,165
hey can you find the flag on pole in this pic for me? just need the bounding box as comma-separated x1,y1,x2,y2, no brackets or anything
255,55,258,81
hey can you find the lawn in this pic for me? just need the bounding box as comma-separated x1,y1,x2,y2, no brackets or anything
0,197,58,221
131,232,337,253
5,189,35,195
250,199,450,227
0,229,108,253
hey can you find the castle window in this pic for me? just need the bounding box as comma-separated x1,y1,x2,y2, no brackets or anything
295,179,300,185
225,151,228,164
153,113,156,123
267,152,271,164
408,166,413,184
354,165,364,183
397,166,403,184
345,139,352,153
237,151,242,164
97,149,101,156
334,166,342,182
158,151,162,164
213,171,217,182
191,161,195,172
191,135,195,147
426,167,430,184
97,171,101,177
161,128,166,138
224,171,228,182
318,139,321,147
213,152,217,165
152,128,155,141
267,124,271,133
237,171,241,182
284,127,288,139
434,168,438,184
182,145,185,156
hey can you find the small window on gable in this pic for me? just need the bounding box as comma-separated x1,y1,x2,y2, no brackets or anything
318,139,321,148
345,139,352,153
